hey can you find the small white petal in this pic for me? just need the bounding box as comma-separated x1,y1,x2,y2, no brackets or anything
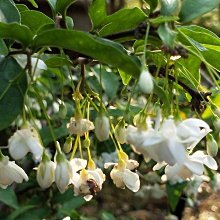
123,169,140,192
70,158,87,173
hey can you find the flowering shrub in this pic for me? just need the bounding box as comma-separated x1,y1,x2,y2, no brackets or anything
0,0,219,219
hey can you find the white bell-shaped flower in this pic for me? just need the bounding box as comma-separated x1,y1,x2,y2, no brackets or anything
138,68,154,94
165,151,218,184
104,151,140,192
55,148,73,193
36,152,56,189
95,114,110,141
0,153,28,189
8,127,43,161
67,117,94,136
71,159,105,201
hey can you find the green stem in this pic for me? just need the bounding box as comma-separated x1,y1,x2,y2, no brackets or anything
142,22,150,68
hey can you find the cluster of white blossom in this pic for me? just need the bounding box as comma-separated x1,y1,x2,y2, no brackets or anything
0,107,218,202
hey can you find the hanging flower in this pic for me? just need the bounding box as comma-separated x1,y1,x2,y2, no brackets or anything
55,149,73,193
67,117,94,136
138,68,154,94
165,151,218,184
36,152,56,189
71,159,105,201
115,120,126,144
104,151,140,192
0,153,28,189
8,127,43,161
95,114,110,141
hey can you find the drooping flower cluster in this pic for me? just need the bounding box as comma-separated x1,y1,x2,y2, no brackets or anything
126,112,218,184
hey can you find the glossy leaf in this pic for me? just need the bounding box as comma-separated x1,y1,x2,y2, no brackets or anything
0,188,19,209
45,56,72,68
150,15,179,24
0,57,27,131
16,4,29,12
21,10,54,33
0,39,8,55
0,0,20,23
27,0,38,8
89,0,107,29
160,0,179,16
0,22,33,46
47,0,56,13
33,29,141,78
56,0,75,16
118,69,132,85
99,8,146,36
180,0,220,22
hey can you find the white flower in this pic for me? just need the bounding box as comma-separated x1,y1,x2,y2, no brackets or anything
138,69,154,94
70,158,87,173
72,167,105,201
55,152,73,193
67,117,94,136
104,152,140,192
165,151,218,184
95,115,110,141
36,155,56,189
0,155,28,189
8,127,43,161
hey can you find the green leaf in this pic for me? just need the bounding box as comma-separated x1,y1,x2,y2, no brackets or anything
21,10,54,33
180,0,220,22
118,69,132,85
0,188,19,209
99,8,147,36
33,29,141,78
166,181,187,212
0,39,8,55
150,15,179,24
101,211,117,220
160,0,179,16
47,0,56,13
176,55,201,89
0,0,20,23
202,49,220,72
158,23,176,48
16,4,29,12
0,57,27,131
177,26,220,46
89,0,107,30
56,0,75,16
45,56,72,68
0,22,33,46
66,16,74,29
144,0,158,12
27,0,38,8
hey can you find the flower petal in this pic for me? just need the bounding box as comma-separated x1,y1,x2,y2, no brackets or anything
123,169,140,192
70,158,87,173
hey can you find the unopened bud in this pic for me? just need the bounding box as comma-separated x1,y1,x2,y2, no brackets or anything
207,135,218,157
138,69,154,94
84,138,90,148
58,102,67,119
95,115,110,141
115,121,126,144
213,118,220,132
63,136,73,153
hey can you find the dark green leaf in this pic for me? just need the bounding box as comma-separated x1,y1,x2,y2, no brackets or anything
99,8,146,36
180,0,220,22
56,0,75,16
158,23,176,48
144,0,158,12
0,0,20,23
27,0,38,8
0,188,19,209
66,16,74,29
21,10,54,33
0,57,27,131
160,0,179,16
0,39,8,55
45,56,72,68
47,0,56,13
0,22,33,46
118,69,132,85
33,29,141,78
166,181,187,212
202,49,220,72
89,0,107,29
150,15,179,24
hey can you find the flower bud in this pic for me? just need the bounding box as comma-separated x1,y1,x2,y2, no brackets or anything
138,69,154,94
95,115,110,141
58,102,67,119
115,120,126,144
37,153,55,189
207,135,218,157
63,136,73,153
